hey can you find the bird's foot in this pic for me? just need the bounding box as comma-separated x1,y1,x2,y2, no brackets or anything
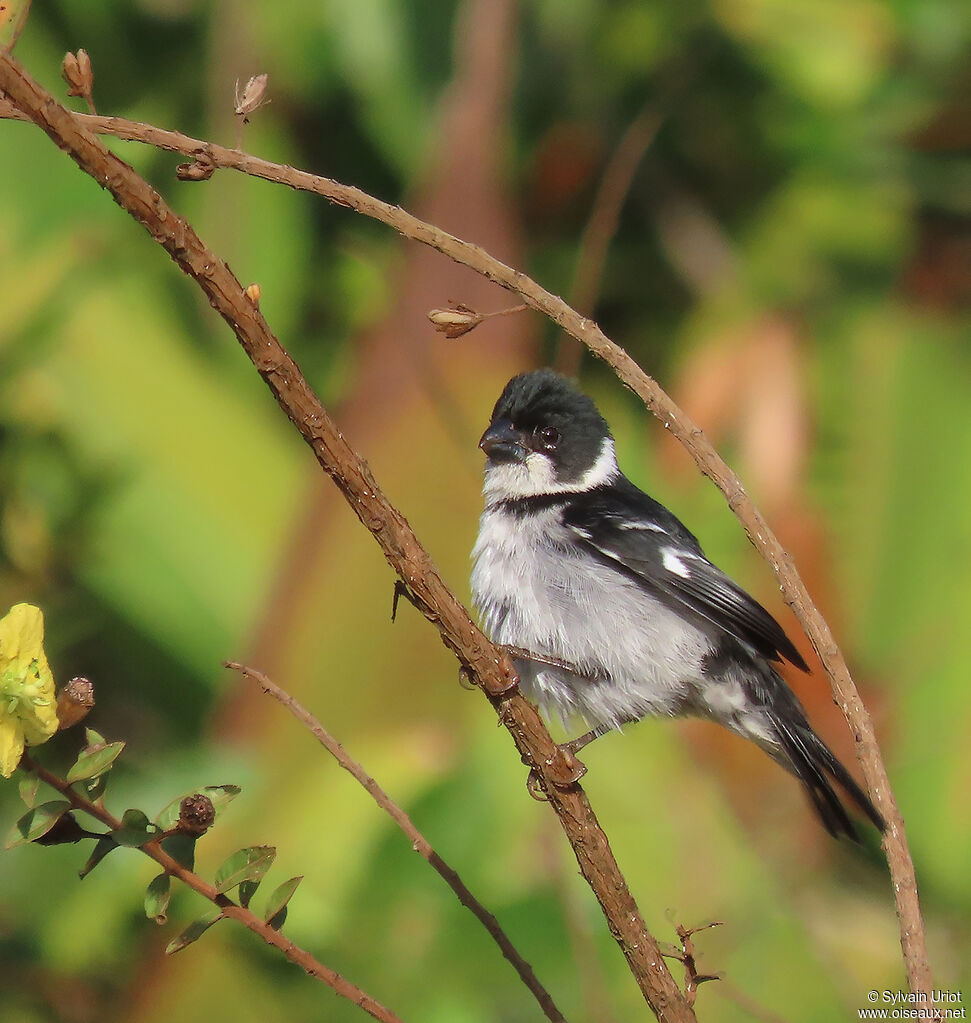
523,744,587,801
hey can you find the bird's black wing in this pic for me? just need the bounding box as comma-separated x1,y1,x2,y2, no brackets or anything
563,478,809,672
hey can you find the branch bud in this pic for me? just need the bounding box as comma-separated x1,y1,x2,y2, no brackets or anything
176,794,216,835
62,49,94,101
176,158,215,182
56,676,95,730
427,305,482,339
245,283,262,306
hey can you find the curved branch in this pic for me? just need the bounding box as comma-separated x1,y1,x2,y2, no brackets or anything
0,52,695,1023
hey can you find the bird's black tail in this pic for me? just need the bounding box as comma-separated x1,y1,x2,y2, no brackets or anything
768,711,885,841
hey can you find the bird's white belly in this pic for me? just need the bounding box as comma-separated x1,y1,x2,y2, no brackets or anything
471,506,711,729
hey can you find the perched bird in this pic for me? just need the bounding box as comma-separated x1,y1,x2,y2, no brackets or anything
471,369,884,839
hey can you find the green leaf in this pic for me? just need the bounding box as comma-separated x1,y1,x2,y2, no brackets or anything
66,740,125,783
165,910,223,955
160,833,196,870
238,879,260,908
113,808,156,847
85,771,109,802
79,835,118,879
84,728,106,748
155,784,241,830
5,800,71,849
18,773,40,807
264,875,303,928
214,846,276,894
145,872,171,924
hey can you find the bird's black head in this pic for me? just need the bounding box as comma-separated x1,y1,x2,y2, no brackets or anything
479,370,617,500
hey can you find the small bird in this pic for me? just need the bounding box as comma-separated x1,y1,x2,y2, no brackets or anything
471,369,884,839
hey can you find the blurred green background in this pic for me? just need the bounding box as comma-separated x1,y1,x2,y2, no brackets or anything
1,0,969,1020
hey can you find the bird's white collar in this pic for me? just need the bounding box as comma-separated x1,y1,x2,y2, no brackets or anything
483,437,619,504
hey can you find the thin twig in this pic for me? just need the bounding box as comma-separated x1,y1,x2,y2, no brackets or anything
20,757,403,1023
0,53,695,1022
225,661,568,1023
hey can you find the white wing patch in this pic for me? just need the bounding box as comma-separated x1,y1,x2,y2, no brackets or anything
617,520,667,533
661,548,691,578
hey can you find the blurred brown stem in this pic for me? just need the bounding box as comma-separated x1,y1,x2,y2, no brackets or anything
557,106,662,375
0,51,695,1022
225,661,568,1023
20,757,403,1023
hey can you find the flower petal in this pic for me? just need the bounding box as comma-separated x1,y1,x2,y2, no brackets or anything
0,718,26,778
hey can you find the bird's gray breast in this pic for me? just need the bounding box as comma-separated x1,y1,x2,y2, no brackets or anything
471,504,712,727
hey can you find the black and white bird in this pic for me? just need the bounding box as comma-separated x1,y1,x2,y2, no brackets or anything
471,369,884,840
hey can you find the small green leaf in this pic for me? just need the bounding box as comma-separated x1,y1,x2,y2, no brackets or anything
238,879,260,908
263,875,303,927
84,728,106,748
155,784,241,830
113,809,156,847
145,873,171,924
79,836,118,879
18,774,40,807
66,741,125,783
85,772,108,802
165,910,223,955
160,833,196,870
214,846,276,894
5,800,71,849
204,784,242,815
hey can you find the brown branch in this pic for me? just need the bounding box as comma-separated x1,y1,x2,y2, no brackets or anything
0,52,934,1009
0,52,695,1022
224,661,568,1023
20,757,402,1023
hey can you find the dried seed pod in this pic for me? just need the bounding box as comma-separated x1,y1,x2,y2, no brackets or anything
234,73,269,117
176,794,216,835
427,305,483,339
56,676,95,729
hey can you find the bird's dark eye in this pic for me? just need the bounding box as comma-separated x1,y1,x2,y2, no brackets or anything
535,426,560,451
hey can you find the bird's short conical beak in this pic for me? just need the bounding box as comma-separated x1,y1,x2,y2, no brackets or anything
478,419,527,463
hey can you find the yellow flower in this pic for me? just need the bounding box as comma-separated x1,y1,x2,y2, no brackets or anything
0,604,58,777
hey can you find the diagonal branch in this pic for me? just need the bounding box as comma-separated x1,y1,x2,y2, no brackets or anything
225,661,568,1023
21,757,403,1023
0,93,927,1001
0,52,696,1022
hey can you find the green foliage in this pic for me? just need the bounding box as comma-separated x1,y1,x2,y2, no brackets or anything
111,808,156,848
263,875,303,929
4,799,71,848
144,872,171,925
65,738,125,783
78,835,118,879
165,910,224,956
214,846,276,895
